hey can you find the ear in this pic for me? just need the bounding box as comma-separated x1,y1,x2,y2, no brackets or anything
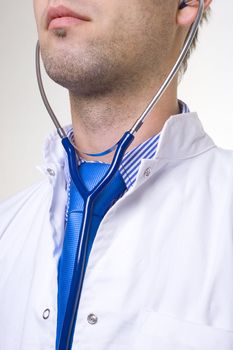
177,0,212,27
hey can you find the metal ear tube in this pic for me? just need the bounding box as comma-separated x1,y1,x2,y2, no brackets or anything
130,0,204,135
36,0,204,149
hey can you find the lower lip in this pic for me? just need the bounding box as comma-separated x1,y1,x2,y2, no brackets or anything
48,16,86,30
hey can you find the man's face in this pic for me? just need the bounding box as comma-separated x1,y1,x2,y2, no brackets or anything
34,0,178,96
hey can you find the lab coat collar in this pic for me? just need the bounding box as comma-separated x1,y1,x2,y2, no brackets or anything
125,112,216,191
155,112,215,161
43,127,68,168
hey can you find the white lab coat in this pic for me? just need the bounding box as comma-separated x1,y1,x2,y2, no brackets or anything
1,112,233,350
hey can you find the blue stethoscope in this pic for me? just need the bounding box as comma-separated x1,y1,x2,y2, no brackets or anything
35,1,204,349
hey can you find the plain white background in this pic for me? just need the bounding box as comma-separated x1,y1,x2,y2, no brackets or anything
0,1,232,200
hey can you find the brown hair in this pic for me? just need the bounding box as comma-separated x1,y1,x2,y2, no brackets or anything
180,8,211,75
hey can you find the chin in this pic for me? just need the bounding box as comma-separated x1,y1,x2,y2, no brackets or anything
41,46,118,96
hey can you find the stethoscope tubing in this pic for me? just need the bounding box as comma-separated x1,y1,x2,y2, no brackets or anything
59,132,134,349
35,1,205,349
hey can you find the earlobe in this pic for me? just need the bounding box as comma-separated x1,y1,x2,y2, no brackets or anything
177,0,212,27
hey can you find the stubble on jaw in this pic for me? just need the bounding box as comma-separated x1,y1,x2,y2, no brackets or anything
40,1,175,98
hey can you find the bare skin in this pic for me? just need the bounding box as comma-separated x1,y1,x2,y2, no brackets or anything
33,0,212,162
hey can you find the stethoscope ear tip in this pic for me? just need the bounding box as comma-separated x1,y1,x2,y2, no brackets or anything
179,0,188,10
179,0,199,9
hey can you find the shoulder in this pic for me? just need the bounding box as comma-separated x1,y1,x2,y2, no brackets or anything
0,180,52,238
202,145,233,182
211,145,233,162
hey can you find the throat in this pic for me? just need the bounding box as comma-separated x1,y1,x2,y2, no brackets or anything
68,79,179,163
69,93,137,162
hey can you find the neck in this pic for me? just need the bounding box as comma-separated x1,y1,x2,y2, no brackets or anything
69,76,179,163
